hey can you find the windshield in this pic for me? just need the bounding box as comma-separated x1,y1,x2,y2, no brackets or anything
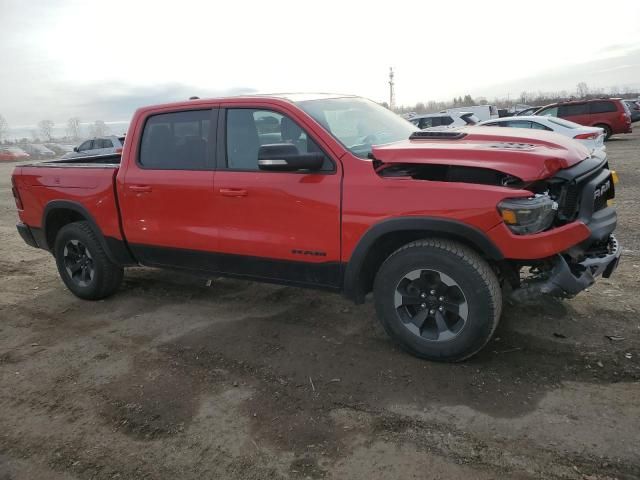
297,97,416,158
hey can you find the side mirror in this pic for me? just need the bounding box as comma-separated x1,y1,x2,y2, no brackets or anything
73,147,79,152
257,143,324,172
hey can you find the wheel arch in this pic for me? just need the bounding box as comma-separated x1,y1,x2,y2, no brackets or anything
42,200,134,265
592,122,612,137
342,217,504,304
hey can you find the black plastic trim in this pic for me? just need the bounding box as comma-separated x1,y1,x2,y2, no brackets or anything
343,217,503,302
129,243,343,290
16,223,38,249
42,200,136,265
409,131,467,140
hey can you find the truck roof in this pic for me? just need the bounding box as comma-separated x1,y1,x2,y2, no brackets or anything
136,93,357,113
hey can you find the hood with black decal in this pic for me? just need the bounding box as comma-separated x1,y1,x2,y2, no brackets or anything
370,126,591,182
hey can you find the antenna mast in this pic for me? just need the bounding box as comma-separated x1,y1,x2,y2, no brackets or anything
388,67,395,110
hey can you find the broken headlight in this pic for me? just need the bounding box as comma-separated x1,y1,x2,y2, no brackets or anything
497,194,558,235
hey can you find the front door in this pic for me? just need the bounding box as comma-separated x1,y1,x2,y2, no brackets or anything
212,106,342,288
118,108,218,267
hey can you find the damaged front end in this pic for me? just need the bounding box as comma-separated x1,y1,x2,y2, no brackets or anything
507,152,621,301
510,235,621,301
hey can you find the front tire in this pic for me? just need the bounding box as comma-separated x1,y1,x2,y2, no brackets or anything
54,221,123,300
373,239,502,362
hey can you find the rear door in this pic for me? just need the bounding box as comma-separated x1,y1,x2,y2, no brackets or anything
589,100,618,128
211,104,342,288
118,108,218,267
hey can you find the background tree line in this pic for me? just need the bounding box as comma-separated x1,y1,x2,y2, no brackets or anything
0,116,111,144
391,82,639,115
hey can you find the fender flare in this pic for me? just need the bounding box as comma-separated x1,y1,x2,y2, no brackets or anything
342,217,504,302
42,200,135,265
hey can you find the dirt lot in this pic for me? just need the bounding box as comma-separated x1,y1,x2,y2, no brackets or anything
1,133,639,480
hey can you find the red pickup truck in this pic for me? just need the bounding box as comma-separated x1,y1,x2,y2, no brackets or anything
12,94,621,361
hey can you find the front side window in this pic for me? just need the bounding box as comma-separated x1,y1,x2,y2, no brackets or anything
297,97,416,158
78,140,93,151
418,118,433,129
538,106,559,117
139,110,211,170
225,109,332,171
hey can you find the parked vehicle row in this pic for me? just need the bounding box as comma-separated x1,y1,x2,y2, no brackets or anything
62,136,125,159
534,98,632,140
478,116,605,152
409,111,479,129
623,99,640,123
0,147,30,161
12,94,620,362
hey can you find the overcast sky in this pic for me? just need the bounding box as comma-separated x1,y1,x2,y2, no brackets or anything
1,0,639,127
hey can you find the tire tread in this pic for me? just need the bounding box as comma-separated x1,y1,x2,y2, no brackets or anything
375,238,502,361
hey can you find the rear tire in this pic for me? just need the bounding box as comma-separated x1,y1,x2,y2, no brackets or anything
54,221,123,300
594,123,612,140
373,239,502,362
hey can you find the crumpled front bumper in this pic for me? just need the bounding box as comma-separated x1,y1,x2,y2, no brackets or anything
511,235,621,300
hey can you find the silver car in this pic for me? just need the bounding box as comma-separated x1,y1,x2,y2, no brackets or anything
62,136,125,158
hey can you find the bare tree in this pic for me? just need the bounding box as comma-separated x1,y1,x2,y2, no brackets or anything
89,120,110,137
0,114,8,142
576,82,590,98
38,119,55,142
67,117,81,140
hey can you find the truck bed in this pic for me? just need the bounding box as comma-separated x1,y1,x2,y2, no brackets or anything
13,155,124,251
23,153,121,168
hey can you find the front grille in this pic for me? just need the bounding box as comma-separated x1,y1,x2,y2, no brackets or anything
559,183,579,220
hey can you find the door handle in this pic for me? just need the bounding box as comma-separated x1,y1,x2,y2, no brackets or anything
129,185,152,193
219,188,248,197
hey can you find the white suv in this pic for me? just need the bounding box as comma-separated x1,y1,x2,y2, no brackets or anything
63,136,125,159
409,112,479,129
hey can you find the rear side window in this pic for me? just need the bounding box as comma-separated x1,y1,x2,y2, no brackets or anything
440,116,454,126
139,110,211,170
504,120,533,128
558,103,588,117
95,139,113,148
530,121,551,130
590,101,617,114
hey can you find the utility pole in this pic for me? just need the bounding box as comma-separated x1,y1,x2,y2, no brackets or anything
389,67,395,110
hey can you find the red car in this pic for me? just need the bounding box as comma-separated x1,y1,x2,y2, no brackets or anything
11,94,621,361
535,98,632,140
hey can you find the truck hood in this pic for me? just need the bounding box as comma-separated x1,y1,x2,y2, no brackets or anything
371,126,591,182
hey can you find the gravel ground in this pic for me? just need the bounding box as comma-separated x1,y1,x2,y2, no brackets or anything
0,131,639,480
